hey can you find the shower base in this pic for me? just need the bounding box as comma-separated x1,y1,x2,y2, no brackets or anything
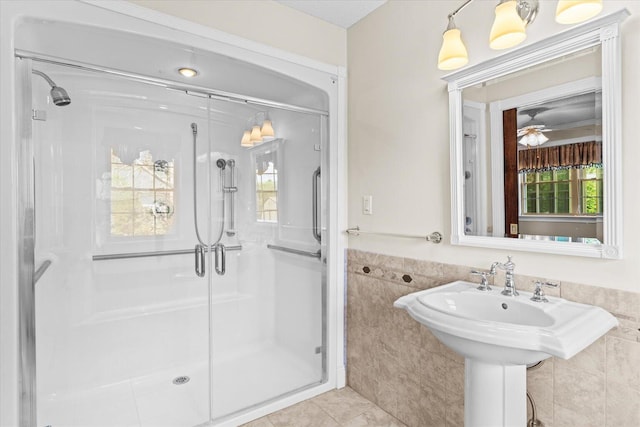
37,343,319,427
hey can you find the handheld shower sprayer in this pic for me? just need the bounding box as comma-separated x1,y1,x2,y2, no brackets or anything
32,69,71,106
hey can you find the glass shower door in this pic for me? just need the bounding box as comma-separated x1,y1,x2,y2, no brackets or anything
205,99,327,422
30,61,215,427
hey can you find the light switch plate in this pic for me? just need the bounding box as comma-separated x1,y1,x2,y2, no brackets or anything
362,195,373,215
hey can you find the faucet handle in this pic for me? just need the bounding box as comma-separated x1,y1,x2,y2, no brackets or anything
470,270,492,291
531,281,558,303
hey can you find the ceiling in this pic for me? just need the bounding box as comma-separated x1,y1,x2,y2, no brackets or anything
517,92,601,129
276,0,387,29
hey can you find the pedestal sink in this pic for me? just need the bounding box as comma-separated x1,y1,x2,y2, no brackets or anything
394,280,618,427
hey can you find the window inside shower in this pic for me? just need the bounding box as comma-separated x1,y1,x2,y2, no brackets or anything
254,143,280,223
19,20,330,427
109,149,176,236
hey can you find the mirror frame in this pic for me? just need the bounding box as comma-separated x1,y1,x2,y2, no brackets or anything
443,10,630,259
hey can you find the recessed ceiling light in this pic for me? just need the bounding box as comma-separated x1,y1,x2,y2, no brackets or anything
178,67,198,78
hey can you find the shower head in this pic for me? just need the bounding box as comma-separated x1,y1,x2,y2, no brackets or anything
49,86,71,106
216,158,227,169
32,69,71,106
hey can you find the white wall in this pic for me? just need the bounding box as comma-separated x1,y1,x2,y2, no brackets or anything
348,0,640,292
129,0,347,67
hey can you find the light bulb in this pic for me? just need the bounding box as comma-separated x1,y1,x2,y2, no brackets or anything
178,67,198,77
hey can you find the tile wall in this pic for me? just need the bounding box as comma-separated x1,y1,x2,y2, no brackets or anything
346,249,640,427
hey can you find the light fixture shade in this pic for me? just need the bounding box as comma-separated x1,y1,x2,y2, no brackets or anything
518,130,549,146
438,28,469,71
240,130,252,147
250,125,263,143
555,0,603,24
490,0,527,50
261,119,275,138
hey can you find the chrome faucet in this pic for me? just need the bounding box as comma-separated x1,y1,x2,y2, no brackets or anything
492,256,518,296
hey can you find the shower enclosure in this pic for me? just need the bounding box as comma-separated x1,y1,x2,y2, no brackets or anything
4,5,344,426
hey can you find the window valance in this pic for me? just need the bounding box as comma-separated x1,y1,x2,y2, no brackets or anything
518,141,602,173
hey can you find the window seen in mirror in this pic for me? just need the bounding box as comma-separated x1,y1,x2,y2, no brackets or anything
256,161,278,222
521,166,602,215
110,149,175,236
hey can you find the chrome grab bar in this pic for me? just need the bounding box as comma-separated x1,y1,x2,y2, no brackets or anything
227,159,237,236
34,259,52,285
195,244,206,277
345,226,443,243
92,245,242,261
312,166,321,243
267,244,321,259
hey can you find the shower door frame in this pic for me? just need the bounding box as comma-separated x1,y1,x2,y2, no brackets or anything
1,3,347,427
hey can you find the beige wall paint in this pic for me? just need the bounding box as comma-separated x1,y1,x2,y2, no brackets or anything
348,0,640,292
129,0,347,66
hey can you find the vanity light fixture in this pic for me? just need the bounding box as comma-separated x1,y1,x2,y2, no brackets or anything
240,112,276,148
438,0,603,71
178,67,198,78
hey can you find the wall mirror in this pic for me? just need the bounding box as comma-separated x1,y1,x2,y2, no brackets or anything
444,10,629,258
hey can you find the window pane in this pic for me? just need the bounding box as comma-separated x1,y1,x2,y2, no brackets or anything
556,182,570,213
134,165,154,189
111,190,133,213
582,180,603,214
134,191,155,213
154,215,172,235
556,169,570,180
539,171,553,182
133,213,155,236
155,166,174,189
111,164,133,188
111,213,133,236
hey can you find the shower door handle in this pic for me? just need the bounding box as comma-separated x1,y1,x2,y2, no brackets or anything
195,243,225,277
312,167,321,243
214,243,226,276
195,244,206,277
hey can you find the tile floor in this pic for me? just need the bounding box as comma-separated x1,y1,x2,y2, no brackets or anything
241,387,406,427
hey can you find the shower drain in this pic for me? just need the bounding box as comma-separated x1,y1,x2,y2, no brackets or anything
172,376,190,385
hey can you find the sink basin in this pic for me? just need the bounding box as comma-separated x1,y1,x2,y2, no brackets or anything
395,280,617,365
394,280,618,426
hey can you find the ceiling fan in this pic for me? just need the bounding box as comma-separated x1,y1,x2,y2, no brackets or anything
517,107,553,147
